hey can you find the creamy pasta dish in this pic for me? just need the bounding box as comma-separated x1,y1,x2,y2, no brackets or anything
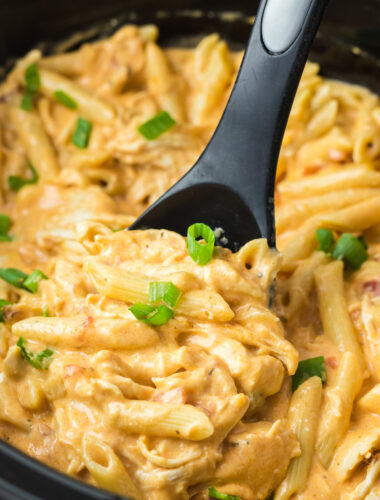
0,23,380,500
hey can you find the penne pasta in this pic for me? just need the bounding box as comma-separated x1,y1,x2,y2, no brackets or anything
38,68,115,123
316,352,363,468
357,384,380,415
9,107,60,179
274,377,322,500
12,316,159,350
277,165,380,198
82,433,141,499
85,260,234,322
107,400,214,441
315,261,364,368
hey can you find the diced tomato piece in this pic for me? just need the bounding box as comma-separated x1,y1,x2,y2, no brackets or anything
363,280,380,296
326,356,338,369
152,387,187,404
64,364,83,379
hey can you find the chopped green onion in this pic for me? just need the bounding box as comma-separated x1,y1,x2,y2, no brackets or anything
149,281,182,308
25,63,40,93
42,305,49,317
129,303,156,320
129,302,174,326
332,233,368,270
0,299,11,323
0,234,13,242
0,268,48,293
21,90,35,111
138,111,176,140
17,337,54,370
208,487,241,500
315,228,334,253
145,305,174,326
292,356,327,392
0,268,28,289
54,90,78,110
187,223,215,266
72,117,92,149
0,215,11,236
23,270,48,293
8,164,39,191
0,214,12,242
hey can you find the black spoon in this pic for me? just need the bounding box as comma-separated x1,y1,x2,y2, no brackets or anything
130,0,329,250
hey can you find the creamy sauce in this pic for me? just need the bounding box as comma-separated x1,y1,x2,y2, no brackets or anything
0,24,379,500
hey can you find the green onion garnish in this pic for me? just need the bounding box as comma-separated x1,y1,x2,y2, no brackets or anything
0,268,29,289
187,223,215,266
129,302,174,326
17,337,54,370
208,487,241,500
129,303,156,321
42,305,49,317
0,215,11,236
54,90,78,110
332,233,368,270
23,270,48,293
0,235,13,242
0,214,12,242
8,164,39,191
21,90,35,111
72,117,92,149
138,111,176,140
0,299,11,323
0,268,48,293
292,356,327,392
149,281,182,308
145,305,174,326
25,64,40,93
315,228,334,253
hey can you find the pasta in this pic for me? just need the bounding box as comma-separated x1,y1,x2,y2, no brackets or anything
0,22,379,500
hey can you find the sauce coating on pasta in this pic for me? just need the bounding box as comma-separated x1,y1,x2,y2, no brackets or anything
0,24,379,500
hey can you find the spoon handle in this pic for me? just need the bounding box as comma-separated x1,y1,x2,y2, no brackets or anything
188,0,330,246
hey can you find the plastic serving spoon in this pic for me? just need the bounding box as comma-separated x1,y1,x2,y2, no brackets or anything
130,0,329,249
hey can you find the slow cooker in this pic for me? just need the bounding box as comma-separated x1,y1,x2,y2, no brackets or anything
0,0,379,498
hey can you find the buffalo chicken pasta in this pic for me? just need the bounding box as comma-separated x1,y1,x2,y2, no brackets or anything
0,24,379,500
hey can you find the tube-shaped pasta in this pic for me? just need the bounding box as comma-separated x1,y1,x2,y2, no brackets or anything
82,433,141,499
280,218,321,271
277,165,380,198
315,261,364,368
191,35,232,124
274,377,322,500
357,384,380,415
12,316,158,350
145,43,185,122
316,352,362,469
305,99,338,140
320,196,380,232
107,400,214,441
282,251,329,318
85,260,234,322
10,107,60,179
276,188,380,234
38,68,115,123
